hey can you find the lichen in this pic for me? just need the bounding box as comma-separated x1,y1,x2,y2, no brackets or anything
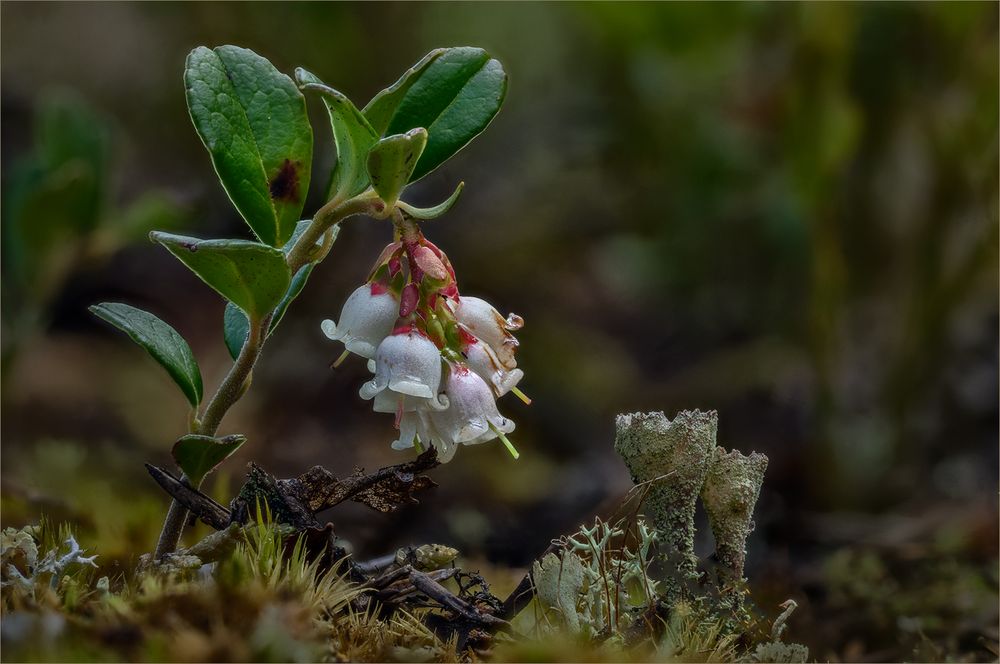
700,446,768,589
742,640,810,663
614,410,718,585
531,551,586,633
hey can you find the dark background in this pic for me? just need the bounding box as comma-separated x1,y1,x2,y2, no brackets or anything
2,3,997,660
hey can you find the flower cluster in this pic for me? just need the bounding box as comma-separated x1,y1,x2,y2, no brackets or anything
322,221,527,462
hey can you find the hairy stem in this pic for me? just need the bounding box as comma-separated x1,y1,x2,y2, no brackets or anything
286,193,384,272
153,490,191,560
153,316,267,559
199,314,268,438
153,192,383,559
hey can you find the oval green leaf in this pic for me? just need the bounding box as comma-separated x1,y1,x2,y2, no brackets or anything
362,49,446,136
150,231,291,322
172,434,247,485
223,262,314,359
295,68,378,203
367,47,507,182
185,46,312,247
222,220,333,359
89,302,203,407
367,128,428,208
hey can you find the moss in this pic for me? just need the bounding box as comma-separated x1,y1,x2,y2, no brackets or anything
614,410,718,587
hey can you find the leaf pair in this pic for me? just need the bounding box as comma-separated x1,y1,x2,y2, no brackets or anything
91,231,295,406
221,220,330,360
298,46,506,214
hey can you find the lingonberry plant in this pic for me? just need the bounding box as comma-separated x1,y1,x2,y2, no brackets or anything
88,45,520,559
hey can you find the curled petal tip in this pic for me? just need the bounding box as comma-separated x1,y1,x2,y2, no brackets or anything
320,319,338,340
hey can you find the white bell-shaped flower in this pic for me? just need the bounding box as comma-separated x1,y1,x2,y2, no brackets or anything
373,388,448,414
360,329,446,403
454,296,521,369
321,284,398,359
429,364,515,447
464,336,524,396
390,410,460,463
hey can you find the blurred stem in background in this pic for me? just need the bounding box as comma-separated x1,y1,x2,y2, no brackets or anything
1,92,186,385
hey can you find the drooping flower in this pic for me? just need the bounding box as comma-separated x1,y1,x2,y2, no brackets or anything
453,296,522,369
327,217,526,463
360,329,447,406
321,283,398,359
463,335,524,397
429,364,516,451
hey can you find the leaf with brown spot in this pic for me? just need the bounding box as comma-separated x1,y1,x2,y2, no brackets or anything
185,46,312,247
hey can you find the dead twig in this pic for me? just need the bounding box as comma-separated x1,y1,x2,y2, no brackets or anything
145,464,230,529
147,450,441,533
409,569,507,628
293,448,440,513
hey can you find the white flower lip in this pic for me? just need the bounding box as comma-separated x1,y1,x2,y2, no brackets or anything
360,330,446,404
390,411,460,463
322,284,398,359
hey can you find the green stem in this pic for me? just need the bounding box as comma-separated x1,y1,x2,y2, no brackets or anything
153,486,191,560
153,192,383,560
199,314,267,438
153,315,267,559
286,193,384,273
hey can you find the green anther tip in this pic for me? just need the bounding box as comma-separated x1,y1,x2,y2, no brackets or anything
496,430,519,460
331,349,350,369
511,386,532,405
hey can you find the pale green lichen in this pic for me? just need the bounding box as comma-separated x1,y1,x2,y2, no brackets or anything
531,551,586,633
742,640,810,663
614,410,718,584
700,446,768,589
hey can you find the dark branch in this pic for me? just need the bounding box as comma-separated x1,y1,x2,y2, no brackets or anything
409,569,507,628
294,448,440,513
145,464,230,529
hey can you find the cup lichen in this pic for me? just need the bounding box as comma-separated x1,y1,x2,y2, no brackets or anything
700,446,768,590
614,410,718,585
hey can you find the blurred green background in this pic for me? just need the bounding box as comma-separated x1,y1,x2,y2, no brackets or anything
2,2,997,660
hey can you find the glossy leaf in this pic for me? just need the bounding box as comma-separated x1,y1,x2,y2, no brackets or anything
150,232,291,322
172,434,246,484
89,302,203,407
398,181,464,220
362,49,446,135
295,68,378,203
367,128,428,208
223,220,333,359
368,47,507,182
222,262,314,359
185,46,312,247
